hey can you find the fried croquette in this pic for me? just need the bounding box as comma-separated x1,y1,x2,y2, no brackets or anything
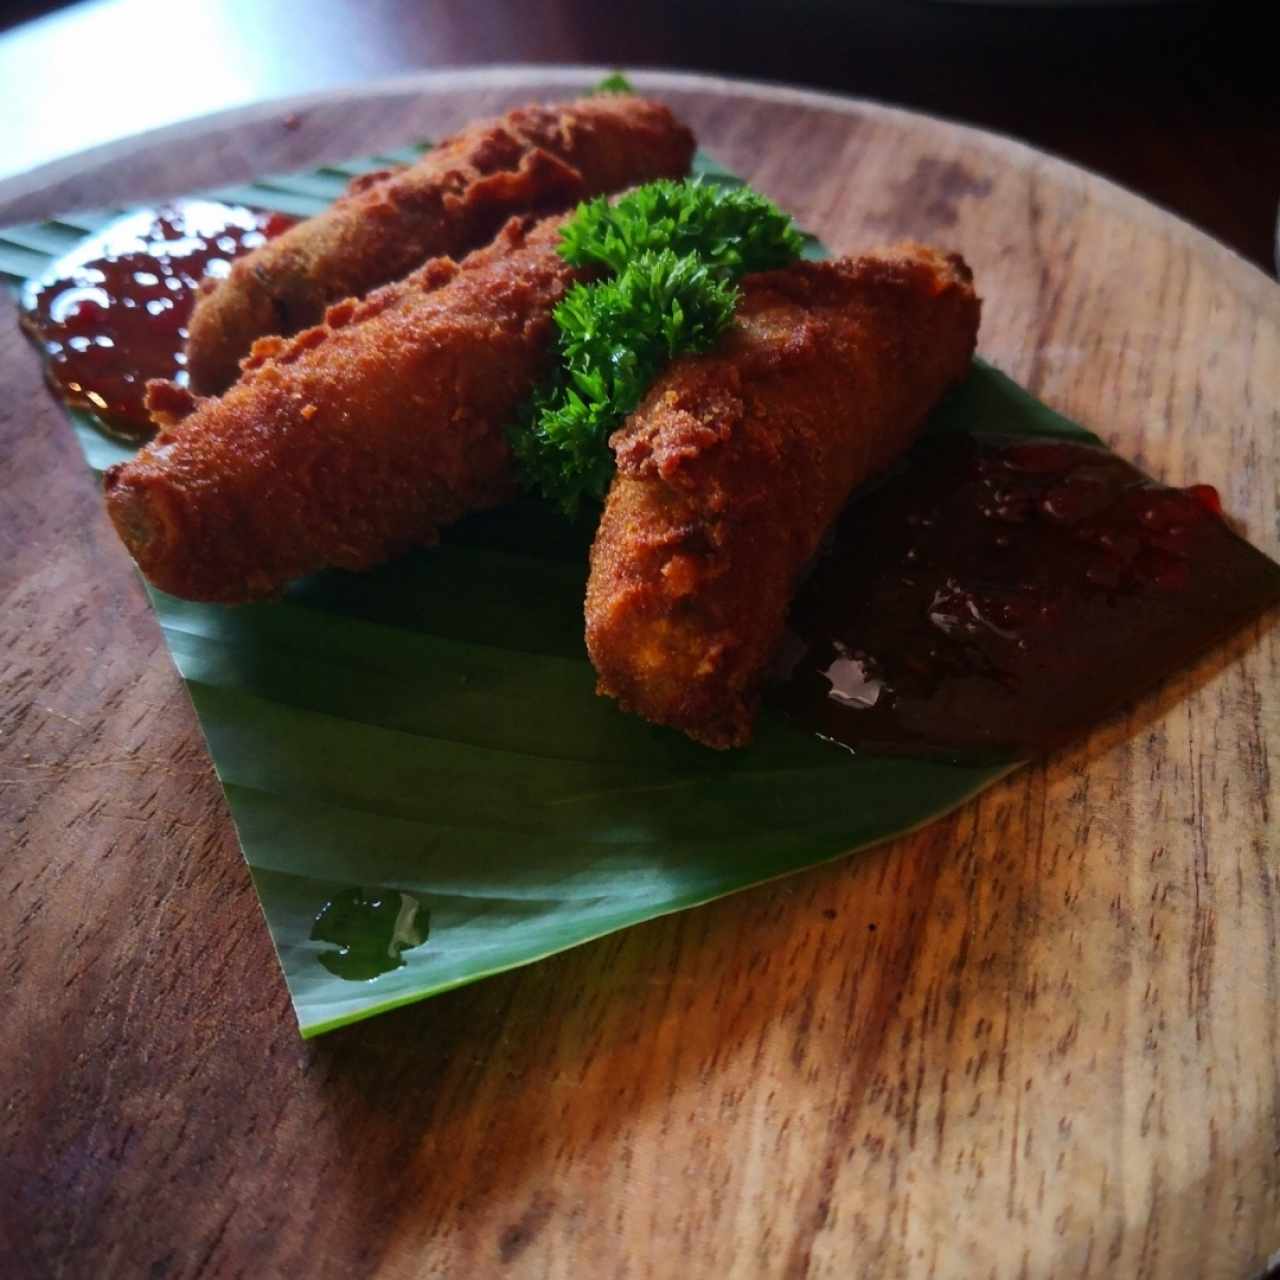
584,246,981,748
104,215,582,603
185,96,695,393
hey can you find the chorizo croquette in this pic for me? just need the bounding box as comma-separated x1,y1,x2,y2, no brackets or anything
104,215,582,603
185,96,695,393
584,247,981,748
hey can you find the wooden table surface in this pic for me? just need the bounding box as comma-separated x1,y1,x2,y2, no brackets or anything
2,68,1278,1280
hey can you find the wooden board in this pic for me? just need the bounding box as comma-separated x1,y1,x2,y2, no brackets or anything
2,68,1277,1280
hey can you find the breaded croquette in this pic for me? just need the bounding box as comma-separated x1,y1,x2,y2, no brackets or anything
105,215,582,603
584,247,981,748
185,96,695,393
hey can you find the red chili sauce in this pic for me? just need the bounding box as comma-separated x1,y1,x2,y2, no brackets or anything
775,433,1280,761
21,201,293,440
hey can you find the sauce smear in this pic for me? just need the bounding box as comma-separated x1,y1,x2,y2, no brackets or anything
776,432,1280,760
21,201,293,440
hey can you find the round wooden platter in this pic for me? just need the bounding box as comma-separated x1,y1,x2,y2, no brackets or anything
2,68,1277,1280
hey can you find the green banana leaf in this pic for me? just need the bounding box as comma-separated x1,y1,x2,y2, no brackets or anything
2,149,1100,1038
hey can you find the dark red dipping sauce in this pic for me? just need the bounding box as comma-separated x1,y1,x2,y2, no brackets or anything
775,432,1280,761
20,201,294,439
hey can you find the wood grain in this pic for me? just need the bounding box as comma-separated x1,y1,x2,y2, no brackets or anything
1,69,1277,1280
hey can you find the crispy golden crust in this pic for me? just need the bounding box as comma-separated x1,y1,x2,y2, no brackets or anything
584,246,981,748
185,96,695,393
104,215,580,603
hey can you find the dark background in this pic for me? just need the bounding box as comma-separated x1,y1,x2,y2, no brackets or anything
0,0,1275,268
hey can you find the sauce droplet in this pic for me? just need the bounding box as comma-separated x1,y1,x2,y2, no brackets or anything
310,887,429,981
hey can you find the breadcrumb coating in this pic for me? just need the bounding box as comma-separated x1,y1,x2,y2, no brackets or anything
185,96,695,393
105,215,579,603
584,246,981,747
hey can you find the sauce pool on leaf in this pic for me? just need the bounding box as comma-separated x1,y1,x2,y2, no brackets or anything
20,201,294,440
774,433,1280,761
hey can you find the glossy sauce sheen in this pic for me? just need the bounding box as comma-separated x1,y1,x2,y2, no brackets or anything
21,201,294,439
776,433,1280,760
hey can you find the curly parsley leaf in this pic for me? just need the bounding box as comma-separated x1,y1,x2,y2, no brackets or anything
591,72,634,95
558,179,805,280
511,250,738,515
511,178,803,515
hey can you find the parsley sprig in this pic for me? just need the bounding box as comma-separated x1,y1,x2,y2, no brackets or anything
510,179,805,515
